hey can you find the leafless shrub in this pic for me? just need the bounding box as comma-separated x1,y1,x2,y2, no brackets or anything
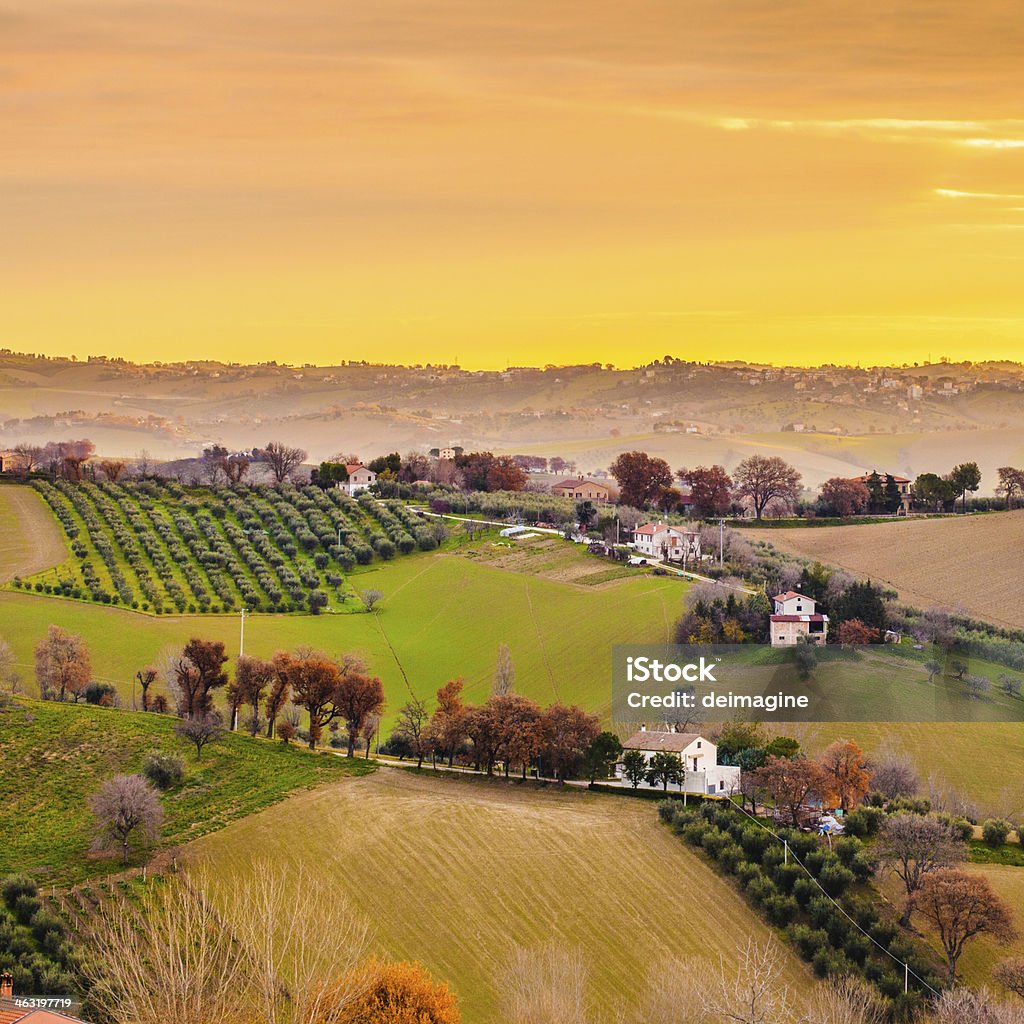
498,944,592,1024
639,939,801,1024
928,987,1022,1024
85,862,371,1024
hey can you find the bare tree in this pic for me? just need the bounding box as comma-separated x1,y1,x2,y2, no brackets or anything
98,460,127,482
649,939,798,1024
493,643,515,695
218,455,250,484
235,655,276,736
360,589,383,613
34,624,91,701
877,813,966,924
135,666,158,712
867,747,919,800
0,637,21,693
498,944,591,1024
84,870,255,1024
260,441,308,483
394,697,431,767
803,977,888,1024
910,869,1016,983
732,455,802,520
993,957,1024,999
89,774,164,866
174,712,225,762
213,862,372,1024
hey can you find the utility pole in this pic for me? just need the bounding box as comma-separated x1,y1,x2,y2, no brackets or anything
239,607,246,658
719,518,725,566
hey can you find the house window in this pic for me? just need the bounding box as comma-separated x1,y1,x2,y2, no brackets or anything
696,741,701,748
719,780,725,791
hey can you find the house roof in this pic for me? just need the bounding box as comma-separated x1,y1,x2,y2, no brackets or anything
632,523,663,535
0,1002,90,1024
770,614,829,623
849,472,911,484
552,477,610,490
773,591,813,602
622,730,705,752
345,464,374,476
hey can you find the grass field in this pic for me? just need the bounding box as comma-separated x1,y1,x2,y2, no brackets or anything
0,542,688,723
190,769,813,1023
0,697,373,884
746,511,1024,630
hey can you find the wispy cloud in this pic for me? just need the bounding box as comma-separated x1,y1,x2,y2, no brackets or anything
935,188,1024,200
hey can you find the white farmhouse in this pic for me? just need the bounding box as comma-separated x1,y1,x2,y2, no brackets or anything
769,591,829,647
338,463,377,495
619,729,740,795
631,522,701,564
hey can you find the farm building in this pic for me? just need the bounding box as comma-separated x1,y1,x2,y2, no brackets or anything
0,450,30,475
550,476,615,503
337,463,376,495
619,728,740,794
429,446,464,460
770,591,829,647
848,471,913,513
631,522,701,564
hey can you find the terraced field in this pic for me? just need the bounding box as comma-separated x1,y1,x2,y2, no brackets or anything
190,769,814,1023
15,480,450,614
746,512,1024,630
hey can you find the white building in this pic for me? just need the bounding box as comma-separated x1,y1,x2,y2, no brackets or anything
619,729,741,795
631,522,701,564
769,591,829,647
338,463,377,495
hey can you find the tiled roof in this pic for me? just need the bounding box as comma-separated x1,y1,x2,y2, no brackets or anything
551,478,609,490
622,731,704,752
773,591,812,602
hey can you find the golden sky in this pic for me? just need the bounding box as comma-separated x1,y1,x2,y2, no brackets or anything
5,1,1024,369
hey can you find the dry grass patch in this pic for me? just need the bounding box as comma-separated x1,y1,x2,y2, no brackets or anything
190,769,811,1023
0,484,68,582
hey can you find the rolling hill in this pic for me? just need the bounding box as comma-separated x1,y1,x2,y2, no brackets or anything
189,768,814,1023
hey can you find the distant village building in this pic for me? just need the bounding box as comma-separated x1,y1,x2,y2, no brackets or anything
848,471,913,513
631,522,701,563
429,446,464,460
619,729,740,794
551,476,614,503
770,591,829,647
0,449,30,474
338,463,376,495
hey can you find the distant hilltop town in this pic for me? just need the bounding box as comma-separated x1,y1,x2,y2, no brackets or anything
3,351,1024,489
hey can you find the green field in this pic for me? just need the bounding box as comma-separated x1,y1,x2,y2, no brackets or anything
13,479,455,615
4,483,1024,814
190,769,814,1023
0,697,373,884
0,497,689,727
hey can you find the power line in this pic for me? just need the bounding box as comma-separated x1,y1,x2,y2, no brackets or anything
706,798,941,998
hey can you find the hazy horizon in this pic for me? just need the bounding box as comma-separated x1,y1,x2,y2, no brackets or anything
5,2,1024,368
